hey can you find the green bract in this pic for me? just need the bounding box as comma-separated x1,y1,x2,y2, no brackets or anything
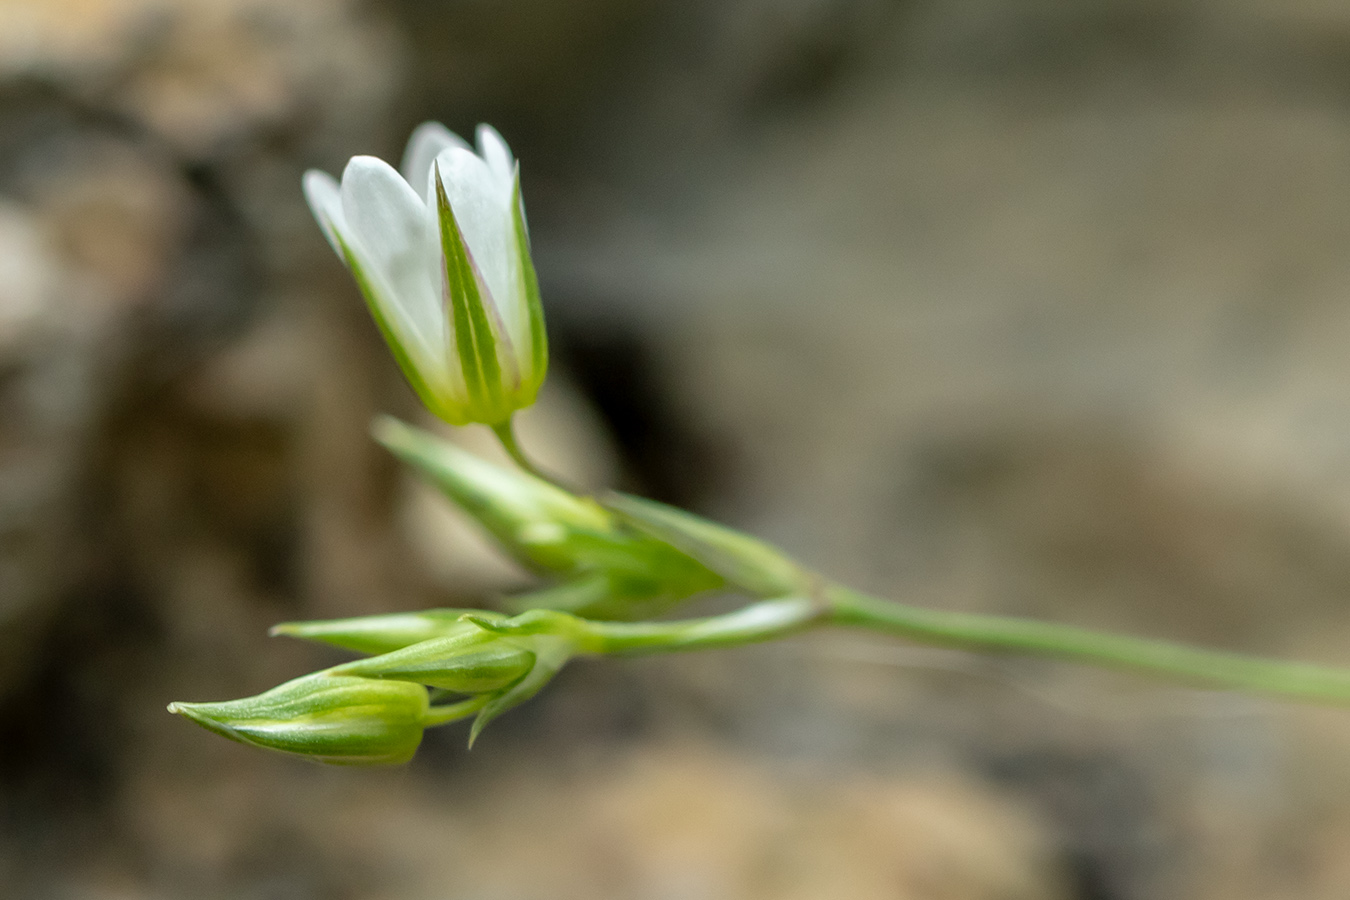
303,123,547,426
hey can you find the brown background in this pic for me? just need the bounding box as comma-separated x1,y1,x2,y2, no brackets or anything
4,1,1350,898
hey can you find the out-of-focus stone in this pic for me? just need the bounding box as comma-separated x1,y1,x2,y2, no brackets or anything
0,0,402,161
0,98,250,696
12,2,1350,898
19,138,192,317
532,4,1350,896
0,0,408,698
113,740,1067,900
0,201,89,695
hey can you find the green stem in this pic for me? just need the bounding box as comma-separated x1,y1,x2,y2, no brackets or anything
826,585,1350,704
422,694,491,727
579,596,824,654
503,590,1350,704
491,417,570,489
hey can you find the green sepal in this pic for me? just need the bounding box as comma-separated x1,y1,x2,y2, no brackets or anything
468,654,563,747
434,164,509,423
168,674,429,766
511,171,547,392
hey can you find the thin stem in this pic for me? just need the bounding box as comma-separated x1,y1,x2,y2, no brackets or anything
499,589,1350,705
491,417,567,488
422,694,490,727
579,596,825,655
826,585,1350,704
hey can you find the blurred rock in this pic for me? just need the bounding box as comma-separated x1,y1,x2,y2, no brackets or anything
0,0,408,691
9,0,1350,898
0,200,92,697
0,0,401,161
108,741,1066,900
0,110,204,694
533,2,1350,897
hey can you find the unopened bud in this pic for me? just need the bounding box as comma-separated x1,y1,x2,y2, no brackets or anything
375,417,723,618
168,674,429,766
603,492,808,597
334,628,536,694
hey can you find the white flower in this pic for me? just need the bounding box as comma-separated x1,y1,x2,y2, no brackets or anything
303,123,547,426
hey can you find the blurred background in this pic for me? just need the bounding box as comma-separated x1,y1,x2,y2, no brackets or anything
5,0,1350,897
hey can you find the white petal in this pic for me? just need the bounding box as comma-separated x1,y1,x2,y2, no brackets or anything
302,169,345,254
434,146,526,350
340,156,446,373
401,122,470,200
476,124,515,191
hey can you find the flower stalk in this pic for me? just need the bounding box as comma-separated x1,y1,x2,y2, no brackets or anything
824,586,1350,703
490,418,554,485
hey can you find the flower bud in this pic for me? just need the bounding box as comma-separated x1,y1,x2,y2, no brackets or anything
303,122,546,426
376,416,724,618
333,628,537,694
168,675,429,766
603,492,809,597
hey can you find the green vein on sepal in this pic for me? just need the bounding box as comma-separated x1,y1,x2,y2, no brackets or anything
435,164,505,421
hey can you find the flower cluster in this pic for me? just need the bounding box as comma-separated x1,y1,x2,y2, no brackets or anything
168,417,814,764
171,122,815,765
170,609,572,765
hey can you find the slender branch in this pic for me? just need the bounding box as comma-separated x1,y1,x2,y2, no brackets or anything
579,596,825,654
466,589,1350,705
491,417,574,490
826,585,1350,704
491,418,541,474
422,693,491,727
